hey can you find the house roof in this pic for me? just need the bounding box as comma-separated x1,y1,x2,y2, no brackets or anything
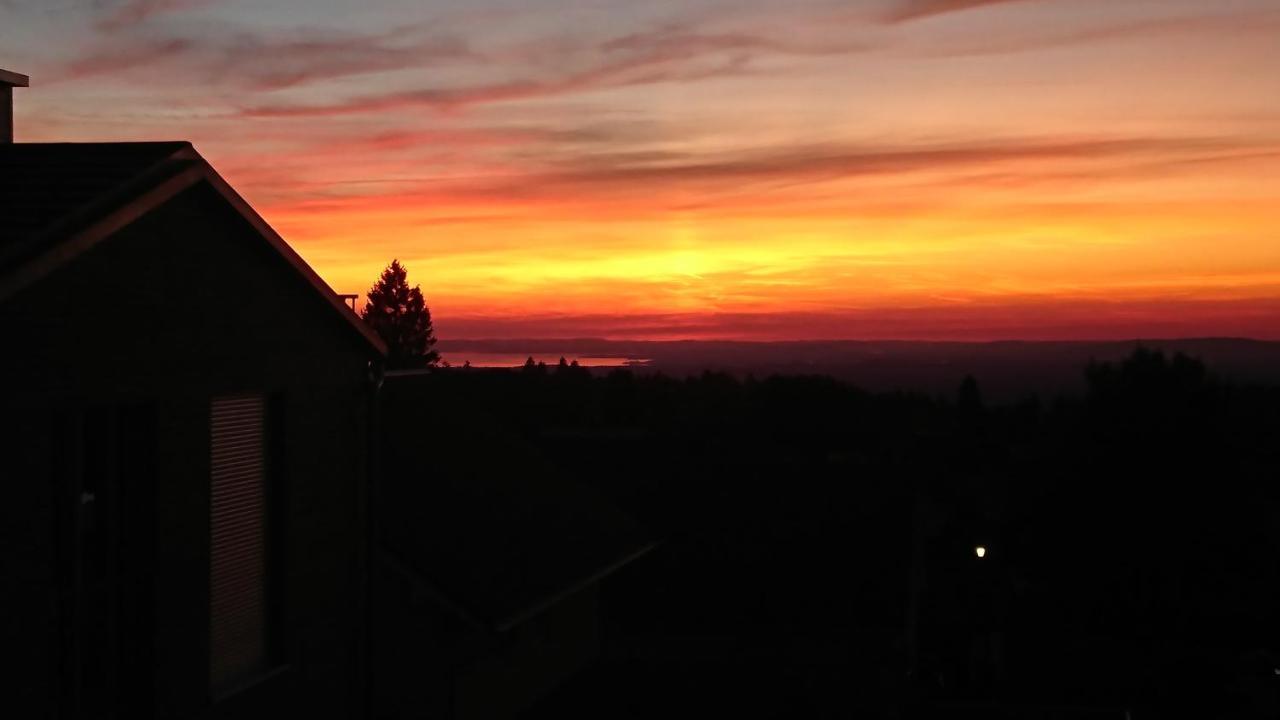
0,142,386,356
383,488,656,632
0,143,194,264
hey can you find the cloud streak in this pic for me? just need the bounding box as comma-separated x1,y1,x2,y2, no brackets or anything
56,37,194,80
241,133,1275,232
534,137,1243,187
303,136,1258,208
221,30,474,91
241,26,869,117
96,0,217,32
55,22,474,90
433,296,1280,342
885,0,1036,24
920,8,1280,56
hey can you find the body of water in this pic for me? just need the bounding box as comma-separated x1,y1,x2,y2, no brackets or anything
442,352,649,368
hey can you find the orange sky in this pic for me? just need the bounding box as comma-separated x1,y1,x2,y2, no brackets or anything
3,0,1279,339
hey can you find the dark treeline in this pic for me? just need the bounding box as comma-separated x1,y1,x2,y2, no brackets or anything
382,348,1280,718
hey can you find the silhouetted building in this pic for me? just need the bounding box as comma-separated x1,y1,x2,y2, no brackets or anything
0,68,27,143
1,71,387,718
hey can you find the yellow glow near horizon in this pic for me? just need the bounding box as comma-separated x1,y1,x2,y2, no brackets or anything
9,0,1280,339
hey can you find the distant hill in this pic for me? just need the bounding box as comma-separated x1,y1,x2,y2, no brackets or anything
436,338,1280,400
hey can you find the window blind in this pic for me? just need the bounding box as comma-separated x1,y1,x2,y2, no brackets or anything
209,395,267,692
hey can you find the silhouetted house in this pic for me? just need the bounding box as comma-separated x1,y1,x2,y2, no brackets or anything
0,70,387,718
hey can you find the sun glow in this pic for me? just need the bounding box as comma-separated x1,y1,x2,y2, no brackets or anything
11,0,1280,340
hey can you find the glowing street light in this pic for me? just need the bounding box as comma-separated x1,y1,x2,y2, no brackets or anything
975,545,987,559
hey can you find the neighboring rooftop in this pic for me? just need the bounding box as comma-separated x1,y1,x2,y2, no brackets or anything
381,465,655,632
0,69,29,88
1,68,30,144
379,372,657,631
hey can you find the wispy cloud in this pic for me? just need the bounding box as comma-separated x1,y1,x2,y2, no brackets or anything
56,37,193,79
433,296,1280,341
885,0,1037,24
600,25,871,59
241,58,742,117
244,134,1269,218
52,22,474,90
241,25,869,117
920,8,1280,56
96,0,217,32
221,30,474,91
503,136,1257,195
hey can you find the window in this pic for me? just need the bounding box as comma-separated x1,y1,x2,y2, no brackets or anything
209,395,268,693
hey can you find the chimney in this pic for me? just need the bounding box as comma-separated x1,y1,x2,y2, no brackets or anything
1,69,30,144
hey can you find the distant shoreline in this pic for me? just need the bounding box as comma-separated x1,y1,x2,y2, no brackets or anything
435,337,1280,400
443,352,650,368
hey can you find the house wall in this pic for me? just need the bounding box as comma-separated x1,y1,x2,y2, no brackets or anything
1,86,11,142
0,182,375,719
0,407,61,716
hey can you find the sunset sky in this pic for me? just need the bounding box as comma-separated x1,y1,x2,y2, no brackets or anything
2,0,1278,340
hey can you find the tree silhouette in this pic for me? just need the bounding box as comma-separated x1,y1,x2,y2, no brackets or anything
361,260,439,369
958,374,984,417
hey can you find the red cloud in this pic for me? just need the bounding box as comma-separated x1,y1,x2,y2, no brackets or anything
434,297,1280,343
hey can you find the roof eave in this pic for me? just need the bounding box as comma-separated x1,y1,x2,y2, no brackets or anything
197,159,389,358
491,540,659,633
0,69,29,87
0,162,206,301
379,536,660,634
377,545,492,632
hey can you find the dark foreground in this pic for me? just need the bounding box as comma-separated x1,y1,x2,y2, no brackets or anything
383,347,1280,719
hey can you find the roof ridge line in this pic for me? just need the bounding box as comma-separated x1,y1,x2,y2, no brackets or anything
0,142,387,358
15,144,198,253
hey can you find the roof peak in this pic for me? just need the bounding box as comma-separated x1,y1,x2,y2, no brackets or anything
3,141,193,147
0,141,387,357
0,69,28,88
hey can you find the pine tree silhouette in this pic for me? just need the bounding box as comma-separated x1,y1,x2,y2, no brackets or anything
361,260,439,369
